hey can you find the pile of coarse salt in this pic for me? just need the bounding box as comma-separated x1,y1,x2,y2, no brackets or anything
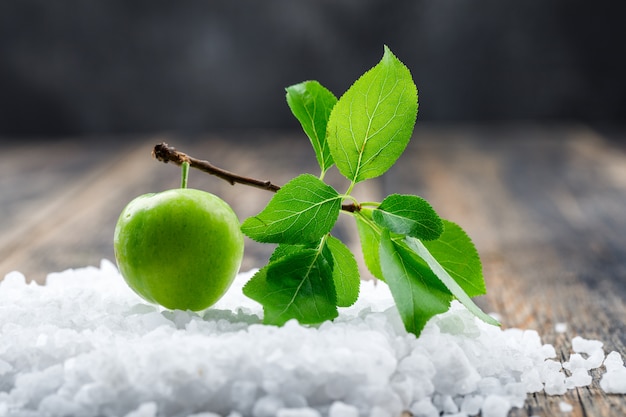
0,260,624,417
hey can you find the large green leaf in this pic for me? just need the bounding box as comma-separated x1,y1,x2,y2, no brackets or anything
379,230,452,336
327,46,418,183
324,235,360,307
241,174,342,244
405,231,499,326
355,213,384,280
286,81,337,174
242,248,337,325
373,194,443,241
421,220,486,297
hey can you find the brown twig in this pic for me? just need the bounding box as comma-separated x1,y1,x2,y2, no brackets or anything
153,142,281,192
152,142,358,212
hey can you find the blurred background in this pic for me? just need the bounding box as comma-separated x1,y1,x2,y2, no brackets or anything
1,0,625,140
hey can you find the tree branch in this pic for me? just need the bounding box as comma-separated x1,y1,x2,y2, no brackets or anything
152,142,358,212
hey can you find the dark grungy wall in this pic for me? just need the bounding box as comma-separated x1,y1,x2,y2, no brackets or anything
1,0,624,138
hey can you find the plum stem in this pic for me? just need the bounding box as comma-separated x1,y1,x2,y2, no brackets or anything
181,161,190,189
152,142,359,212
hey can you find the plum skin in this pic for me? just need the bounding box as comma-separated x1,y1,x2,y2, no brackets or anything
114,188,244,311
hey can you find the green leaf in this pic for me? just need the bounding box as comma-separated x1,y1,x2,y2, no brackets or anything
379,230,453,336
241,174,342,244
355,212,384,280
324,236,360,307
327,45,418,183
421,220,486,297
270,243,312,262
286,81,337,174
404,232,499,327
242,248,338,325
373,194,443,240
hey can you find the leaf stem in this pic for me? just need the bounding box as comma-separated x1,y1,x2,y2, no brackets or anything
360,201,381,208
153,142,360,212
345,181,357,197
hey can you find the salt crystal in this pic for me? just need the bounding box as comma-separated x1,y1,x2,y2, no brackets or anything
460,394,484,415
432,394,458,414
520,368,544,393
559,401,573,412
368,406,393,417
328,401,359,417
563,353,586,371
543,372,567,395
1,270,27,288
555,323,567,333
584,349,605,370
276,408,321,417
565,368,592,388
482,395,511,417
0,359,13,376
230,380,258,413
600,367,626,394
540,344,557,359
409,398,439,417
123,402,158,417
571,336,603,355
539,360,562,382
604,351,624,372
252,395,284,417
431,344,480,396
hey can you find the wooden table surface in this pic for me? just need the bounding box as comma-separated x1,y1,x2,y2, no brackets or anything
1,125,625,416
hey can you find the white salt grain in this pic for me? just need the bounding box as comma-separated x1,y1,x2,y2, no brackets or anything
328,401,359,417
584,349,606,370
565,368,592,389
276,408,321,417
558,401,573,413
600,367,626,394
123,402,158,417
481,395,511,417
409,398,439,417
460,394,484,415
604,351,624,371
571,336,603,355
0,260,620,417
555,323,567,333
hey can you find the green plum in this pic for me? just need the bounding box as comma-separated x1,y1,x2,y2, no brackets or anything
114,188,244,311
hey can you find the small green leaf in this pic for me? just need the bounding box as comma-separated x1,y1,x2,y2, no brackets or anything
327,46,418,183
286,81,337,174
241,174,342,244
324,236,360,307
405,232,499,326
355,212,384,280
379,230,452,336
373,194,443,240
242,248,338,325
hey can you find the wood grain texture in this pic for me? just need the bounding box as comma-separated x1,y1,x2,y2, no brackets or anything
0,125,625,416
